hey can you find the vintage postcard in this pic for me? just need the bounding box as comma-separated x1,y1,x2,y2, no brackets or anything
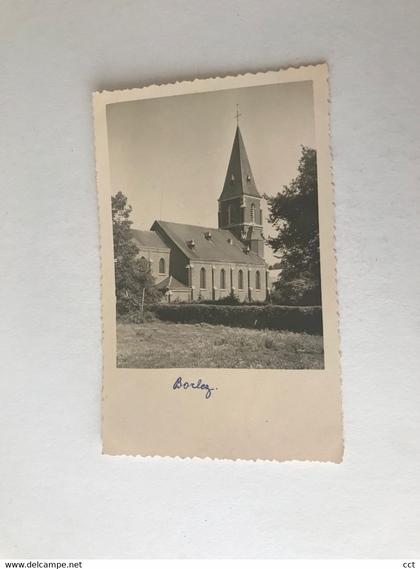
93,64,343,461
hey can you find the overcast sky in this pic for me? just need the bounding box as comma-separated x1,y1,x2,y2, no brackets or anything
106,80,316,266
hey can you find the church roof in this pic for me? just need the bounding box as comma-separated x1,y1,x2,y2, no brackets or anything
219,126,261,202
152,220,265,265
131,228,170,251
155,275,191,291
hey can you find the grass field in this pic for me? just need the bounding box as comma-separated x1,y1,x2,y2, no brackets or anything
116,320,324,369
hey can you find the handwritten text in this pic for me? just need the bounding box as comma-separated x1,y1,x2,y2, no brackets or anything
172,377,217,399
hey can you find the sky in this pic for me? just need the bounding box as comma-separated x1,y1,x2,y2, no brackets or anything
106,80,316,266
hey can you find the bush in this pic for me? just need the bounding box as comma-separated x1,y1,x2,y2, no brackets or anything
148,304,322,334
116,288,163,316
193,291,243,306
271,275,321,306
118,310,157,325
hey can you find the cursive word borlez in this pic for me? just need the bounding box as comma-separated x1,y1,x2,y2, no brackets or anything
172,377,217,399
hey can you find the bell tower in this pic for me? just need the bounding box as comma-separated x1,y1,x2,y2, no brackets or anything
218,112,264,258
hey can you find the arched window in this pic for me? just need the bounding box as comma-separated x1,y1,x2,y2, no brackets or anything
159,257,165,274
255,270,261,290
238,269,244,290
227,204,232,225
200,267,206,289
250,203,256,223
220,268,226,289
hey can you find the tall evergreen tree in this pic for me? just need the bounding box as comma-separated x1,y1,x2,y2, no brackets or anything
112,191,160,314
265,147,321,305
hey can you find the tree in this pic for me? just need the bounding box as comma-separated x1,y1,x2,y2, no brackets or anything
265,147,321,305
112,191,161,314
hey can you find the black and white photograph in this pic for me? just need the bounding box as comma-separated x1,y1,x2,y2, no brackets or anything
3,0,420,559
107,79,324,369
95,66,342,461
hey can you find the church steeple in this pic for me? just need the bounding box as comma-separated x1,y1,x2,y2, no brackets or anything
219,125,261,202
218,122,264,258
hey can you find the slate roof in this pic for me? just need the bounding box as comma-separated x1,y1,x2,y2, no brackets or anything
131,229,170,251
151,220,265,266
155,275,191,291
219,126,261,202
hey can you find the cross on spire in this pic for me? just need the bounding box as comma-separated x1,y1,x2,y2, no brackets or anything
235,104,241,126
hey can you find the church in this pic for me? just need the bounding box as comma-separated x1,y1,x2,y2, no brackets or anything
132,125,270,303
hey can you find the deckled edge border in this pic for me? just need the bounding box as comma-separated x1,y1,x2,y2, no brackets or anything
92,62,344,464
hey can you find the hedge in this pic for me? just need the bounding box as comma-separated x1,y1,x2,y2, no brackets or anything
148,304,323,334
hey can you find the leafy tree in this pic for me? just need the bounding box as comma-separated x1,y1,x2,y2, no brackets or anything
265,147,321,306
112,191,161,314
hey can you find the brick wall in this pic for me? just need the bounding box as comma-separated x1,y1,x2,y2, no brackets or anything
137,246,170,284
189,261,267,302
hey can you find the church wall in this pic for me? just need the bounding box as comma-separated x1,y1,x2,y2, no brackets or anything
137,246,170,284
243,196,263,226
149,226,268,302
190,261,267,302
167,243,190,286
219,197,242,228
228,264,267,302
164,289,191,303
189,261,214,301
249,236,265,258
152,224,191,288
220,196,263,229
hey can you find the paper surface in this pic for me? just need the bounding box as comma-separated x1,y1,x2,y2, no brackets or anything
93,64,343,461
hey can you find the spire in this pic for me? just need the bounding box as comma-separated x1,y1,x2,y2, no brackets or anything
219,125,261,202
235,104,241,127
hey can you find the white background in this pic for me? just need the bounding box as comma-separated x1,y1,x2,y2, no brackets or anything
1,0,420,559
